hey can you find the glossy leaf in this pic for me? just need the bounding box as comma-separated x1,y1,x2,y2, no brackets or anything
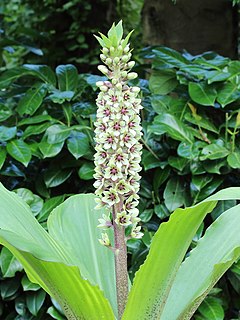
56,64,78,92
198,297,224,320
78,162,95,180
0,68,26,89
153,113,194,143
0,126,17,141
26,290,46,316
217,82,239,107
6,140,32,167
39,140,64,158
123,188,240,320
17,83,47,116
0,148,6,169
67,131,90,159
189,82,217,106
200,143,229,161
44,168,72,188
0,247,23,277
163,177,186,212
23,64,56,86
227,152,240,169
149,70,178,95
45,124,71,144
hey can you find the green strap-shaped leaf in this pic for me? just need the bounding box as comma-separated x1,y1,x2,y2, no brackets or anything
0,183,115,320
122,187,240,320
161,203,240,319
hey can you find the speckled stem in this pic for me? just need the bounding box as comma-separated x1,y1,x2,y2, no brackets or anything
112,203,128,319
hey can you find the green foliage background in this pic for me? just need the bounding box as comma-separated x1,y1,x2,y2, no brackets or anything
0,0,240,319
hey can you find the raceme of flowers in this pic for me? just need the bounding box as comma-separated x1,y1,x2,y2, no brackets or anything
94,23,143,245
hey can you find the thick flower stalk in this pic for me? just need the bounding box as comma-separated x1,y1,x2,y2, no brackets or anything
94,21,143,319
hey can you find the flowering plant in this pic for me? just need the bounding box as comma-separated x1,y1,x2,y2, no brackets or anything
0,21,240,320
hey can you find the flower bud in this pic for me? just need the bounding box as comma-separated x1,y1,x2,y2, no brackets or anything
127,72,138,80
123,45,130,53
99,85,108,92
96,81,104,87
113,57,120,65
121,71,128,78
106,58,112,65
100,54,106,61
122,55,129,63
127,61,135,69
116,83,122,91
110,46,115,54
102,47,109,55
98,65,109,75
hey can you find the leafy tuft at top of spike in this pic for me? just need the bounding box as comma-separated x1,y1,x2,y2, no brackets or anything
94,20,133,52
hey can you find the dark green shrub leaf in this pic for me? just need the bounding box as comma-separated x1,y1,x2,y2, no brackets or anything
17,83,47,115
152,47,189,68
200,142,229,161
153,113,194,143
203,159,228,174
139,209,153,223
0,126,17,141
22,122,51,139
0,278,21,300
198,297,224,320
168,156,188,171
6,139,32,167
141,149,162,171
44,168,72,187
67,131,89,159
163,177,186,212
78,162,95,180
15,296,27,316
26,290,46,316
56,64,78,92
0,104,12,121
0,247,23,277
47,306,66,320
154,204,170,219
21,275,41,291
0,148,6,169
38,195,65,222
149,70,178,95
217,82,239,107
153,167,170,195
150,95,169,114
39,140,64,158
46,124,71,144
207,70,231,84
49,90,75,103
23,64,56,86
0,68,25,89
19,114,53,126
189,82,217,106
227,152,240,169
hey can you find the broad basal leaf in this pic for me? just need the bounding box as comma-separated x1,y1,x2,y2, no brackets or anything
123,187,240,320
0,183,115,319
161,201,240,319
